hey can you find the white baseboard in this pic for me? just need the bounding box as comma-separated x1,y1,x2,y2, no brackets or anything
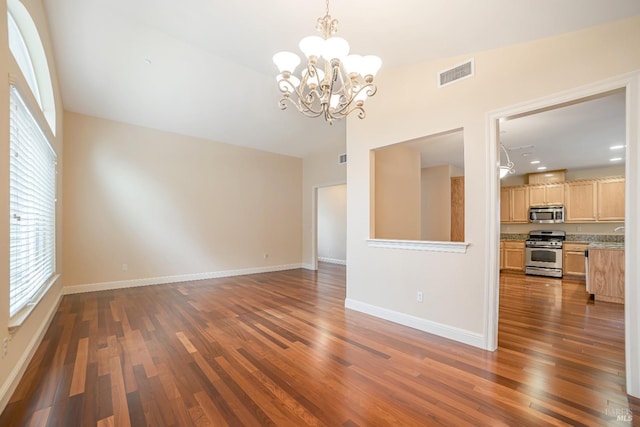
302,263,316,271
318,257,347,266
0,288,63,414
344,298,485,349
63,263,304,295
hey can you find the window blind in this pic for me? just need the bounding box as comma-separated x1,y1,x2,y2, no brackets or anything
9,85,56,317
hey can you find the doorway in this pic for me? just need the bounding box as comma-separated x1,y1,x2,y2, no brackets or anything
312,183,347,270
317,184,347,266
486,73,640,397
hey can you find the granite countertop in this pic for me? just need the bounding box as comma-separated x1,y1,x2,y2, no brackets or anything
500,233,624,243
587,242,625,250
500,233,527,241
565,234,624,243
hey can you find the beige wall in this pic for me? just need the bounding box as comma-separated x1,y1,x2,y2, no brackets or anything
346,17,640,342
317,185,347,263
1,0,64,412
420,165,451,241
373,144,421,239
63,112,302,287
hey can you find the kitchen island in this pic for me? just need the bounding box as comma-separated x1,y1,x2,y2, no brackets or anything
587,242,625,304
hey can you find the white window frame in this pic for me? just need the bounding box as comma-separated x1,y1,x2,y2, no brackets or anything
6,1,59,328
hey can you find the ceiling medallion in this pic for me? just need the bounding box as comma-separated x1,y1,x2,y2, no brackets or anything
272,0,382,124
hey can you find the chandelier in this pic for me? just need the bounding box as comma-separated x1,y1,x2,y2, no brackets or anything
272,0,382,124
500,143,515,179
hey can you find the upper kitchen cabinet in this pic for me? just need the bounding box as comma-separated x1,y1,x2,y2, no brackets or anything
565,177,625,222
565,181,597,221
528,183,564,207
501,186,529,223
597,178,625,221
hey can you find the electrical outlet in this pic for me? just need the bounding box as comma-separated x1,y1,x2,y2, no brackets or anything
2,337,8,357
416,291,423,303
263,253,269,259
122,263,128,271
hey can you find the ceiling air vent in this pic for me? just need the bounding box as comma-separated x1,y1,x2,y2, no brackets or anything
339,153,347,164
438,59,474,87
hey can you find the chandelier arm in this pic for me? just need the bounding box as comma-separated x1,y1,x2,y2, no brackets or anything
285,77,324,114
343,104,367,120
289,86,326,116
277,79,325,116
299,87,326,115
279,95,325,118
328,83,377,117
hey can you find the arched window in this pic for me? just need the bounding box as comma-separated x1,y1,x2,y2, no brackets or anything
7,12,40,106
7,1,58,323
7,0,56,134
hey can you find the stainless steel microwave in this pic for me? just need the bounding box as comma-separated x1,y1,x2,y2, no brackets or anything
529,206,565,223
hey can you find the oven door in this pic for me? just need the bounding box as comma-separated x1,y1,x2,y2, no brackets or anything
526,246,562,269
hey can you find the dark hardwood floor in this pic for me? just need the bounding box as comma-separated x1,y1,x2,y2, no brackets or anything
1,264,636,426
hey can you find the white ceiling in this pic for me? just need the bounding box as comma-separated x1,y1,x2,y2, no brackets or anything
42,0,640,158
500,91,626,176
380,91,625,175
405,129,465,170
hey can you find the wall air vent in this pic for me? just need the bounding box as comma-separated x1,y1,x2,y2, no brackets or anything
339,153,347,164
438,59,474,87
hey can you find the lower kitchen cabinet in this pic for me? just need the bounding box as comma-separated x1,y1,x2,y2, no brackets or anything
501,241,525,272
563,242,589,278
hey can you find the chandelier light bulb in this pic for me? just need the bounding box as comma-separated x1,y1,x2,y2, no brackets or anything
273,51,301,74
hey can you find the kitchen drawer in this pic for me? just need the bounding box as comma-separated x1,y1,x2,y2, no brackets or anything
564,242,589,252
503,241,525,249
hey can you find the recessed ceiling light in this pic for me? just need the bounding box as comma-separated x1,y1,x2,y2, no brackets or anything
609,145,625,150
610,157,623,162
530,160,540,164
537,166,547,170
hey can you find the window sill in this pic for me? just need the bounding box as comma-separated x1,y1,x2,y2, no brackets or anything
8,273,60,334
367,239,469,253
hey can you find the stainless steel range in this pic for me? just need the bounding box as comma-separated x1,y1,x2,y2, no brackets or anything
525,230,566,278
